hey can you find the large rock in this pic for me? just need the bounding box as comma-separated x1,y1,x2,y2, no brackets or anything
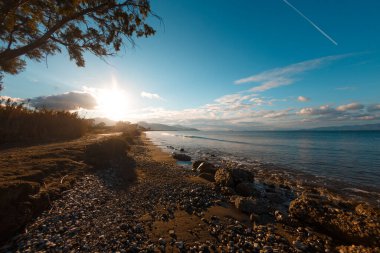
231,168,254,184
289,192,380,246
172,153,191,161
235,182,257,197
197,162,217,175
214,168,254,188
192,160,204,171
214,168,234,187
234,197,256,214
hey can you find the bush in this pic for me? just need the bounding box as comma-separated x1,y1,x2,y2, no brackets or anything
0,98,91,144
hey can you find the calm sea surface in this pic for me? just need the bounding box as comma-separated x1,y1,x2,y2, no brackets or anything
146,131,380,192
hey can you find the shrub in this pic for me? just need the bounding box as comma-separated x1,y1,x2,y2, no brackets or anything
0,98,91,144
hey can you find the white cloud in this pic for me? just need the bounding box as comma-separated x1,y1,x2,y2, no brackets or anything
336,103,364,111
141,91,163,100
297,96,310,102
235,54,348,92
297,105,337,116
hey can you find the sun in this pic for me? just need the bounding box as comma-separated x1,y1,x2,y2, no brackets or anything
96,87,129,121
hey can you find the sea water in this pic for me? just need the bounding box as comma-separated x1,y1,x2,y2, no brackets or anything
146,131,380,194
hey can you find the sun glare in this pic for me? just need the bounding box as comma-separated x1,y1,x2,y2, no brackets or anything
96,87,129,121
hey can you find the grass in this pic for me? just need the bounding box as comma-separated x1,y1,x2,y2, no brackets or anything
0,98,92,144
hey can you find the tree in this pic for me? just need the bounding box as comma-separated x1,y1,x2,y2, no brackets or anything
0,0,157,88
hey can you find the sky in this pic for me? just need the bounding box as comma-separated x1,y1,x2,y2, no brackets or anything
1,0,380,130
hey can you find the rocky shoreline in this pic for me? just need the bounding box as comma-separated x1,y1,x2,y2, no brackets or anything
1,134,379,252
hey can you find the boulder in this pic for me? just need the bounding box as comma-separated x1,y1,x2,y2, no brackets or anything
231,168,254,184
198,173,215,182
214,168,254,188
172,153,191,161
235,182,257,197
289,192,380,246
192,160,204,171
235,197,256,214
197,162,217,175
214,168,234,187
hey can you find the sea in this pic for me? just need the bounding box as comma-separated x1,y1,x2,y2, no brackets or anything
146,130,380,201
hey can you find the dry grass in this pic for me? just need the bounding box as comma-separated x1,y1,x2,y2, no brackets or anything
0,98,92,144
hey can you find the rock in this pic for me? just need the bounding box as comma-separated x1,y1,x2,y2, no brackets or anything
289,192,380,246
198,173,215,182
235,197,256,214
197,162,217,175
214,168,234,187
172,153,191,161
169,230,176,238
221,186,236,195
235,182,256,197
274,210,284,222
293,240,307,252
192,160,205,170
214,168,254,188
231,168,254,184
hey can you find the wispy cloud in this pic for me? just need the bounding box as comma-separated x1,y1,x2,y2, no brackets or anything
235,54,347,92
336,102,364,111
140,91,163,100
297,96,310,102
282,0,338,46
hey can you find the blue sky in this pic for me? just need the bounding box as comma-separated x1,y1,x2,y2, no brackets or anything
2,0,380,130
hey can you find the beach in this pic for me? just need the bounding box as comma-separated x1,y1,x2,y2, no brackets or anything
0,132,379,252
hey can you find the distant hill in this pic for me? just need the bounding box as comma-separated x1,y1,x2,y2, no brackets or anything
92,117,117,126
306,123,380,131
137,121,199,131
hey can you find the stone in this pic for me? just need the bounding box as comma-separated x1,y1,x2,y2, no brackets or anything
289,192,380,246
235,182,256,197
197,162,217,175
172,153,191,161
221,186,236,195
234,197,256,214
169,230,176,238
214,168,234,187
231,168,254,185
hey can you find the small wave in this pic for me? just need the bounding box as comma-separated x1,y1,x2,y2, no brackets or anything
180,135,251,145
161,132,175,136
343,188,380,195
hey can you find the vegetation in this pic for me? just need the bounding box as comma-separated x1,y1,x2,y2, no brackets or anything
0,97,92,143
0,0,157,88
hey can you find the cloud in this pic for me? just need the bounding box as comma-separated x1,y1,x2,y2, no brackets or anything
29,92,97,110
297,96,310,102
367,104,380,112
336,103,364,111
234,54,348,92
298,105,337,116
141,91,163,100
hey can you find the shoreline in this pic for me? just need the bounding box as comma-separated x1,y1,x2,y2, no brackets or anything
1,132,379,252
148,134,380,209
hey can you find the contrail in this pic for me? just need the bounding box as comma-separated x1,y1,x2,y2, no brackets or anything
282,0,338,46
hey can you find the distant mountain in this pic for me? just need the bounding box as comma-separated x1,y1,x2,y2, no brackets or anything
92,117,117,126
306,123,380,131
137,122,199,131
